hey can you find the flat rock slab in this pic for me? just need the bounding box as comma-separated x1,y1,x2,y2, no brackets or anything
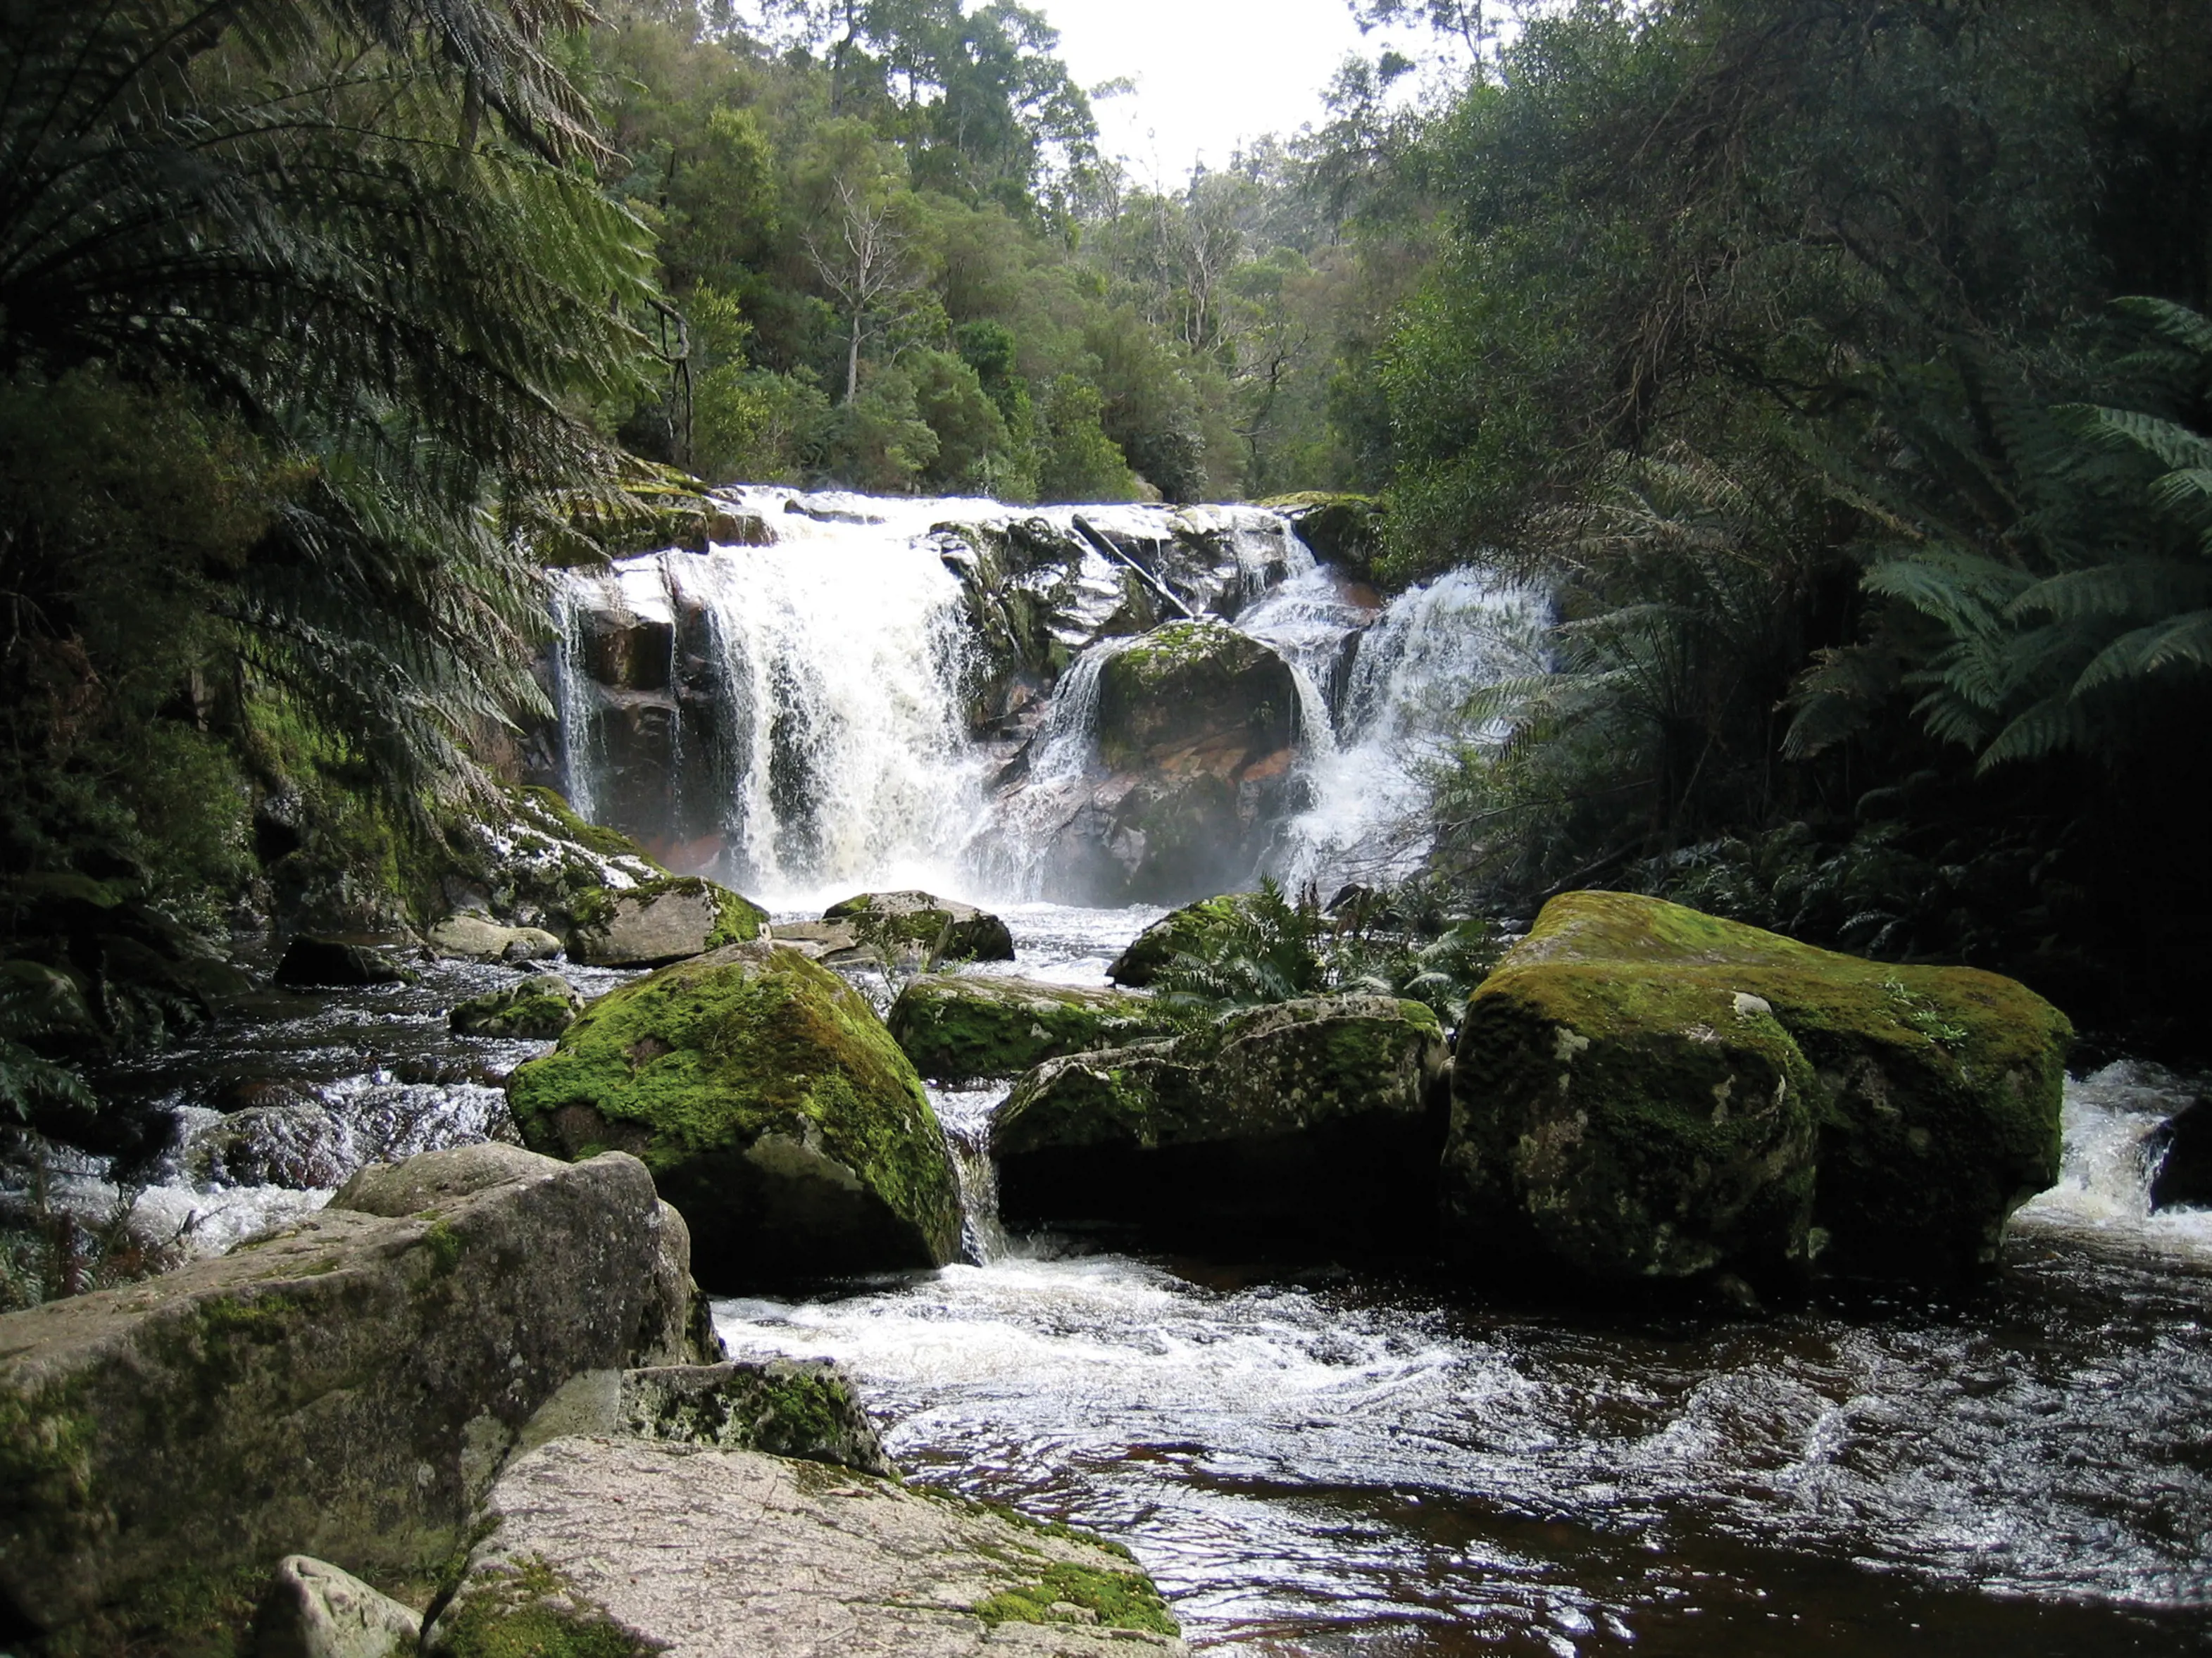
427,1436,1188,1657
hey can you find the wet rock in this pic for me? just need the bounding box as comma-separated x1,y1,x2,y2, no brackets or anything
506,942,962,1288
1260,492,1385,586
514,1359,895,1479
450,974,585,1039
569,874,768,967
185,1102,350,1190
996,996,1449,1252
440,784,666,938
1018,622,1304,907
887,975,1170,1083
1445,892,2072,1293
426,913,563,964
273,936,419,988
2148,1097,2212,1212
252,1556,420,1658
822,890,1016,966
423,1436,1187,1658
0,1144,673,1633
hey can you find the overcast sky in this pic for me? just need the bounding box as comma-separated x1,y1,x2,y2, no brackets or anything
1032,0,1381,184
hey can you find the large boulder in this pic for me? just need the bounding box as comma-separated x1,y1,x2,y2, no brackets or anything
505,943,963,1288
569,874,768,967
995,997,1449,1251
1016,621,1305,907
0,1144,692,1635
887,975,1171,1083
1445,892,2071,1292
273,936,419,988
822,890,1016,965
423,1436,1187,1657
437,784,667,939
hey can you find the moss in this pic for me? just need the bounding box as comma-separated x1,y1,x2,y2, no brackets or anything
916,1488,1136,1561
973,1562,1178,1636
506,946,960,1267
1107,893,1254,986
513,787,659,867
0,1383,99,1557
438,1557,654,1658
40,1563,272,1658
886,976,1169,1082
451,982,578,1039
1452,891,2072,1282
423,1217,464,1276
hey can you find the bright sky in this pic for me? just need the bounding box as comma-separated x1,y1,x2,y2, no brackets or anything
1035,0,1383,182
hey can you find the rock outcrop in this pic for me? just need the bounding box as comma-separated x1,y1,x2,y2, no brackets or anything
996,996,1449,1250
449,972,585,1039
1017,621,1304,906
887,975,1171,1083
1444,892,2071,1292
568,874,768,967
822,890,1016,966
423,1436,1187,1658
505,943,963,1288
436,783,666,941
0,1144,687,1633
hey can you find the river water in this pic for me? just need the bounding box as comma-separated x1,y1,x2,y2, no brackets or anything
16,915,2207,1654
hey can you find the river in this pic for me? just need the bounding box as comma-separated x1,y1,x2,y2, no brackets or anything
39,900,2206,1655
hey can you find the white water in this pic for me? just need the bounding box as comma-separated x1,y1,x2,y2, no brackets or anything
551,488,1553,907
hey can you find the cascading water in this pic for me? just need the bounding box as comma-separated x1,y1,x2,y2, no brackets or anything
1268,568,1549,893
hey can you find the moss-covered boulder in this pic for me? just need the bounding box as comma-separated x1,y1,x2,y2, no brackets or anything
425,1436,1187,1658
1446,892,2072,1291
887,975,1171,1083
505,943,962,1287
1108,892,1272,986
438,784,666,938
1094,619,1297,767
821,889,1016,965
568,874,767,968
450,974,585,1039
0,1145,679,1636
1258,492,1385,585
995,996,1449,1251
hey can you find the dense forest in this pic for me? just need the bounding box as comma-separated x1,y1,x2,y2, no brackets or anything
5,0,2212,1146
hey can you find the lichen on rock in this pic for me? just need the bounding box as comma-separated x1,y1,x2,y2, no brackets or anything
505,943,962,1288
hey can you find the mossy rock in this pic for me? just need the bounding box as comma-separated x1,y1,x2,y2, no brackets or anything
505,943,962,1288
1094,620,1296,769
568,876,768,968
1106,893,1265,986
1446,891,2072,1291
994,996,1449,1252
886,975,1171,1083
820,890,1015,965
450,974,585,1040
1258,492,1384,584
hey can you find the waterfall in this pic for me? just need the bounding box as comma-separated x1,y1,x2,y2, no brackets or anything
1268,569,1549,894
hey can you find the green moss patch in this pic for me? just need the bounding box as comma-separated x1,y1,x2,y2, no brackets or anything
887,976,1169,1082
437,1556,654,1658
973,1561,1179,1635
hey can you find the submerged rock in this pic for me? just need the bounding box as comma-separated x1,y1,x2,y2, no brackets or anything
887,975,1170,1083
505,942,962,1288
0,1143,680,1633
568,874,768,967
253,1556,420,1658
183,1101,351,1190
450,973,585,1039
423,1436,1187,1657
822,890,1016,965
995,996,1449,1251
1445,892,2072,1293
273,936,419,988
